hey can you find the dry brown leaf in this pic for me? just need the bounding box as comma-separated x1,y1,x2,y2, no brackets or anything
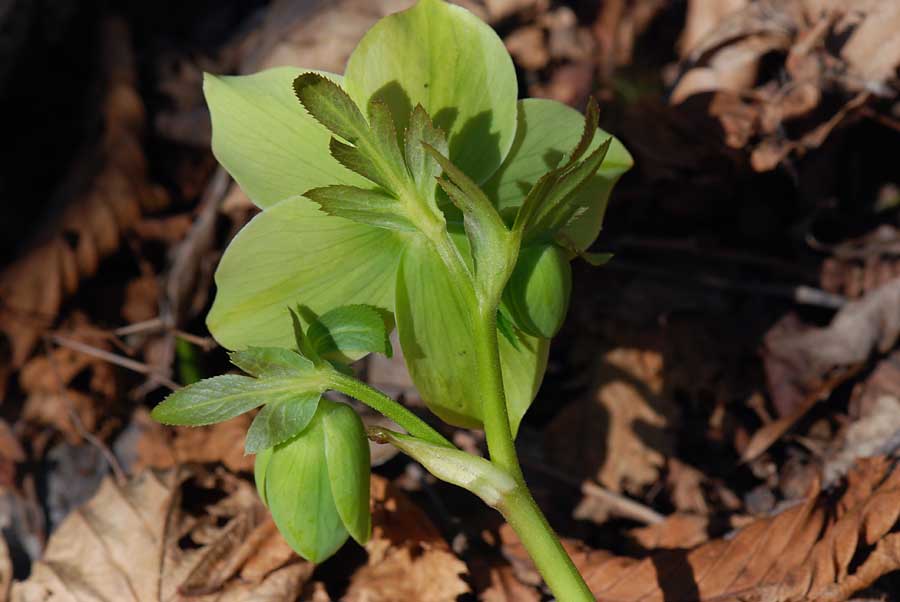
480,565,540,602
0,535,11,602
627,514,713,552
672,0,897,171
344,475,470,602
0,19,166,368
10,467,310,602
545,348,674,496
126,408,254,474
503,457,900,601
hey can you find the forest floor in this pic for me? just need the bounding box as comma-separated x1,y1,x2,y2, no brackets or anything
2,0,900,600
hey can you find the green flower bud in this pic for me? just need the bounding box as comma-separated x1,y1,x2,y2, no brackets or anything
502,243,572,338
254,399,371,562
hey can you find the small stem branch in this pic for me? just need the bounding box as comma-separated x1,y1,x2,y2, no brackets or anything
327,370,454,448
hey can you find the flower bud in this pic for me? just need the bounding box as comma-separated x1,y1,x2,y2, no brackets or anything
502,243,571,339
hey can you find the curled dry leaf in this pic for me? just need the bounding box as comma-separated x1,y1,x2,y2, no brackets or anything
672,0,900,170
344,475,470,602
10,467,310,602
502,457,900,601
0,18,166,368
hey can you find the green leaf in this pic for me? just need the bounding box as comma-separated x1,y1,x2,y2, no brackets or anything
204,68,364,209
294,73,407,196
289,306,322,363
245,391,322,454
304,185,416,232
500,327,550,436
501,244,572,339
396,239,546,432
404,104,448,208
229,347,314,378
293,72,370,144
207,196,406,351
307,304,393,363
254,447,273,507
483,99,633,250
151,373,324,426
323,403,371,545
524,139,611,241
425,144,511,296
344,0,518,184
264,417,348,562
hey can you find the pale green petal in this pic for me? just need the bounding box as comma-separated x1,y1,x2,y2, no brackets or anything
207,196,406,351
205,68,365,208
483,99,633,250
396,237,547,433
265,421,347,562
343,0,518,184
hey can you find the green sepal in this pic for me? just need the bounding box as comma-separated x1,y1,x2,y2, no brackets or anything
323,403,372,545
501,244,572,339
244,391,322,454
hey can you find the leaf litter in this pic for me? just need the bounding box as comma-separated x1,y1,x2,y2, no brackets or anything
2,0,900,600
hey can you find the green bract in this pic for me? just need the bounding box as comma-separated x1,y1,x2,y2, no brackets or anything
203,0,631,433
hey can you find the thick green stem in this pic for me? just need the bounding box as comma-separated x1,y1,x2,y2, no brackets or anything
327,370,454,448
501,487,596,601
473,312,594,601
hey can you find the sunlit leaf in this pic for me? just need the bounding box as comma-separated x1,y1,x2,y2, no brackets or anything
344,0,518,184
229,347,314,378
307,304,393,363
207,196,406,351
244,391,322,454
204,68,364,209
483,99,633,250
304,185,416,232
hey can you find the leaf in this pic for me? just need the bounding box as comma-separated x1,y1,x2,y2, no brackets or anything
304,185,416,232
531,457,900,602
207,196,405,351
289,306,321,363
204,68,364,209
244,391,322,454
344,476,470,602
307,304,393,363
425,144,511,295
264,416,348,563
152,373,324,427
396,239,547,433
501,243,572,339
229,347,314,378
483,99,633,251
294,73,407,196
323,403,371,545
11,468,312,602
404,104,448,207
343,0,518,184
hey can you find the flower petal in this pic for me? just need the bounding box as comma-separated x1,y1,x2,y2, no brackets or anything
343,0,518,184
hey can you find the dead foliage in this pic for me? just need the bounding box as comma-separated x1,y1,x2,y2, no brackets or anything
344,476,470,602
0,18,166,370
673,0,900,170
502,457,900,602
10,467,310,602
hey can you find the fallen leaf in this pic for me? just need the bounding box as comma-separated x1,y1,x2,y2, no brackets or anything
10,467,310,602
480,565,540,602
344,476,470,602
545,348,674,496
0,18,166,367
627,514,713,552
503,457,900,601
0,536,11,602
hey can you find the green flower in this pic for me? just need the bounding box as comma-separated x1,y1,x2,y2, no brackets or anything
203,0,632,432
